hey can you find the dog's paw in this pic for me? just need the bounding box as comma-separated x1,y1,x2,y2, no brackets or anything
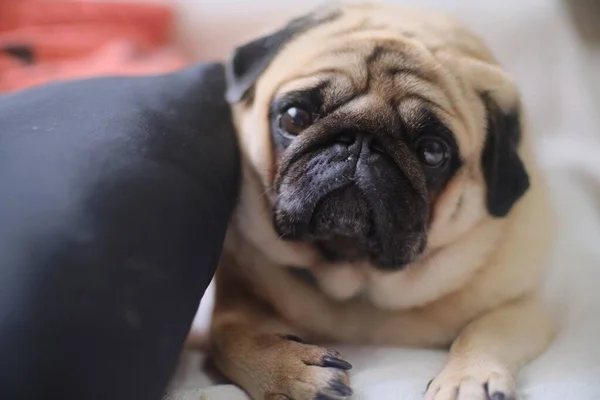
264,334,353,400
424,365,516,400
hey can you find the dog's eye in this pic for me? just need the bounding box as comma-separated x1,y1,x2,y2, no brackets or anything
279,107,313,136
416,138,448,168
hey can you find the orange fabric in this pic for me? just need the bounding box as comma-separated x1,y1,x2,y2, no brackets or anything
0,0,188,93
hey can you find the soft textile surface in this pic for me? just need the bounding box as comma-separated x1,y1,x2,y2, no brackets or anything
0,0,186,93
0,64,239,399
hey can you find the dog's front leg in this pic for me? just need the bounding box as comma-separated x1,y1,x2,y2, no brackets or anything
424,293,554,400
210,306,353,400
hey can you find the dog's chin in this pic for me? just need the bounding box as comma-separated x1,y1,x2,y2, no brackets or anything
274,184,427,270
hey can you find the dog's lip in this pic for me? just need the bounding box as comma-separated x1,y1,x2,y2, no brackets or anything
307,183,372,233
314,234,370,259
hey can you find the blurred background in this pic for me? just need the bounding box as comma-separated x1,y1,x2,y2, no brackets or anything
2,0,599,398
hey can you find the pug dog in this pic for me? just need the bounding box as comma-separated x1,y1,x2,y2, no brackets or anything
209,3,556,400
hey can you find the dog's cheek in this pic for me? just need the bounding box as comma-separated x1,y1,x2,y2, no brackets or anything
427,174,488,248
236,108,278,188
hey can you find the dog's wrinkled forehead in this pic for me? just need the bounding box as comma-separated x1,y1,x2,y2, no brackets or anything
275,41,449,106
226,3,494,155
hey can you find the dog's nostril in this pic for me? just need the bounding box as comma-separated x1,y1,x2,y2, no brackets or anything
337,132,356,145
368,138,385,153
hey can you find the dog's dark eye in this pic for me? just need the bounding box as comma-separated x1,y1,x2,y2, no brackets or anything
416,138,448,167
279,107,313,136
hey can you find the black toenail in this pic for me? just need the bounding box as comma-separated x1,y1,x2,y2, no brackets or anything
321,356,352,370
329,379,353,396
315,393,338,400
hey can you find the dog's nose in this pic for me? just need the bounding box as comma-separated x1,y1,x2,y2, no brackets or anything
337,132,356,145
336,132,384,154
366,136,385,153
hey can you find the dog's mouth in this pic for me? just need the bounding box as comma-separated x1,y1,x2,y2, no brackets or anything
307,185,373,262
274,180,427,269
314,235,370,262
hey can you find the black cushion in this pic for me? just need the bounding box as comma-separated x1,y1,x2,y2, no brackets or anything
0,64,240,400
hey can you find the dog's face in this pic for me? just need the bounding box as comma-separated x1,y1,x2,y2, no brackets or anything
227,3,530,270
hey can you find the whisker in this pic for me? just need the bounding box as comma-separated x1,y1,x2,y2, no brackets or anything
257,184,275,200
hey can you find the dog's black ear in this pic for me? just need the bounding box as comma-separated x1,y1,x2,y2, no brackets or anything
480,93,530,218
225,9,341,103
